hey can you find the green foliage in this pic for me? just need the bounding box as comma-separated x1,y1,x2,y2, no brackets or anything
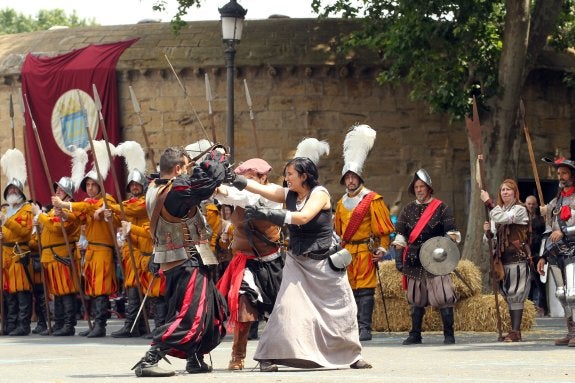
0,8,96,34
153,0,202,33
311,0,575,121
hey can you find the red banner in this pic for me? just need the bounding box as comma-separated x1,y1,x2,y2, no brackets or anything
20,39,138,205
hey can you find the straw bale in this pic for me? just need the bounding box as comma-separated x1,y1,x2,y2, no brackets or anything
454,294,536,332
373,294,537,332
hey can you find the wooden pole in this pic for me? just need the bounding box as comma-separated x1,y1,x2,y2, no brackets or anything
23,93,93,331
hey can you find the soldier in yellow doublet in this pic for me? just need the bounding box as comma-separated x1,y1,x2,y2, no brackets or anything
1,184,34,335
109,172,154,338
53,175,119,338
36,177,82,336
334,124,394,341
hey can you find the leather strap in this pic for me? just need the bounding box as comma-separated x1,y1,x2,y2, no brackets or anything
402,199,442,289
342,191,376,245
149,181,173,237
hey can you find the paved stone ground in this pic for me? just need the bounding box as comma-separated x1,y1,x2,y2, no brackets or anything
0,317,573,383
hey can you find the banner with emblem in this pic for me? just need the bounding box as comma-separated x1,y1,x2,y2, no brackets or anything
20,38,138,204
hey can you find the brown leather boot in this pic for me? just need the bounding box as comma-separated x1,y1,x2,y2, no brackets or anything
555,317,575,346
228,322,250,370
503,330,521,342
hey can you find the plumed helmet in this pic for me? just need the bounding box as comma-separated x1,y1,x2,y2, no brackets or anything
408,168,434,195
114,141,147,193
1,148,27,201
79,140,113,193
293,137,330,165
185,139,214,163
340,124,376,185
126,169,147,192
53,177,75,200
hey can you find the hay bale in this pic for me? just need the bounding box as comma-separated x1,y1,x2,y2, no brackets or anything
373,294,536,332
451,259,482,299
375,260,404,299
375,259,482,301
455,294,536,332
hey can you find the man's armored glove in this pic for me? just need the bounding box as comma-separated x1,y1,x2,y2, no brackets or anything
224,169,248,191
200,150,229,184
245,205,286,226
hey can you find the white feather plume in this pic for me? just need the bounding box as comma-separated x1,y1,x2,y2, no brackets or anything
115,141,146,173
90,140,115,181
343,124,376,172
70,146,88,192
185,139,213,162
0,148,27,185
294,137,330,165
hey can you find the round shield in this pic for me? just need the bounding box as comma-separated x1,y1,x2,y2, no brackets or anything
419,236,460,276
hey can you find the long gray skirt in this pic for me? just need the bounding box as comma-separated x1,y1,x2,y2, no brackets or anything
253,251,363,368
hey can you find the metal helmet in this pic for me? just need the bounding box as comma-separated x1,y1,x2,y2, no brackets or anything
340,166,364,185
80,170,99,193
53,177,75,200
126,169,147,193
339,124,376,185
3,178,26,201
542,157,575,176
408,168,434,195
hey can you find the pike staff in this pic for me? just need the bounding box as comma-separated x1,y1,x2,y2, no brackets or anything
466,96,503,340
92,84,150,334
76,90,128,290
205,73,217,143
164,54,211,143
243,79,261,157
129,86,157,170
519,100,545,204
23,93,94,332
9,94,16,150
21,97,52,335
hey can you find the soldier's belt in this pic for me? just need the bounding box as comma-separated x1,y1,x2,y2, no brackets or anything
141,251,153,257
347,239,370,245
43,243,68,250
88,241,115,250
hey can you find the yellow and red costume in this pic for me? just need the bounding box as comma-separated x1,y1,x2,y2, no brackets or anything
334,187,394,290
70,195,119,296
37,208,81,295
205,202,221,253
1,203,34,293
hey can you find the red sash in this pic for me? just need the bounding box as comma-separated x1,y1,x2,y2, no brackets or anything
342,191,376,245
401,199,442,289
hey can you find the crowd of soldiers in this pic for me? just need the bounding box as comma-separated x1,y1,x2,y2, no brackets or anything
2,122,575,376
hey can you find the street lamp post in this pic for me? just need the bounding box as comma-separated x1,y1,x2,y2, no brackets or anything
219,0,247,163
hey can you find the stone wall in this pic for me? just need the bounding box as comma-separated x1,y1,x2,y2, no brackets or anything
0,19,574,239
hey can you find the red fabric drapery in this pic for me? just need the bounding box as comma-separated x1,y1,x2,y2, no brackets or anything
20,39,138,204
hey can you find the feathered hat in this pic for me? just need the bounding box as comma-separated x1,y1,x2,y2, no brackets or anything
340,124,376,184
185,139,214,163
80,140,114,193
51,145,88,200
294,137,330,165
1,148,27,200
115,141,147,193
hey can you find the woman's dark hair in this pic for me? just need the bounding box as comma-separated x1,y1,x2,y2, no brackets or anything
284,157,320,189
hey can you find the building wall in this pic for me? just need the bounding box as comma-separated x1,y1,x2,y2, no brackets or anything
0,20,574,238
